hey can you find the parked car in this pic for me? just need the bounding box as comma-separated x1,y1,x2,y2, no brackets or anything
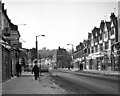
40,65,49,73
24,66,32,72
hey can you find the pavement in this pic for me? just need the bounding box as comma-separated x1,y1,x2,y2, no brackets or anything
82,69,120,76
0,83,2,96
2,72,68,94
59,68,120,76
1,69,119,95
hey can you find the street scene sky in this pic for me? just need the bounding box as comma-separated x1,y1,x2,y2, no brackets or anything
2,0,119,50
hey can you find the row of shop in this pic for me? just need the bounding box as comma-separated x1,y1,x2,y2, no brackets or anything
0,39,25,82
73,44,120,71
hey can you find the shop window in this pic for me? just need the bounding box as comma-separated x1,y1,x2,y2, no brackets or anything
105,42,108,49
111,39,115,45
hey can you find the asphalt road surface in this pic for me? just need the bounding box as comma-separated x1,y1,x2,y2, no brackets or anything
50,69,119,94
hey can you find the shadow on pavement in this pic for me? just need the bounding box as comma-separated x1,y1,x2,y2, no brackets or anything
20,75,33,77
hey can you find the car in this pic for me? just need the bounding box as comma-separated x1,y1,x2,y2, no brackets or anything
24,66,32,72
40,65,49,73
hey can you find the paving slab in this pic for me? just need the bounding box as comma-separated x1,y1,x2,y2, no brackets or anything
2,72,68,94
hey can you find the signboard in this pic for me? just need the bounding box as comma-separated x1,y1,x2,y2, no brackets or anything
12,43,21,48
10,30,19,40
2,28,11,39
11,40,19,45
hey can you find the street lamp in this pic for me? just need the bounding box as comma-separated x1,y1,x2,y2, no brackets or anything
16,24,26,26
67,43,74,69
36,34,45,62
67,43,74,55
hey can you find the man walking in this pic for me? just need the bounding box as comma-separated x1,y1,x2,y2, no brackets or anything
32,61,40,80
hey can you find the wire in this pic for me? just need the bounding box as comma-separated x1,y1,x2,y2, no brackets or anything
20,38,26,43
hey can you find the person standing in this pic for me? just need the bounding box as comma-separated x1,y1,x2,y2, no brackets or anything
16,62,22,77
32,61,40,80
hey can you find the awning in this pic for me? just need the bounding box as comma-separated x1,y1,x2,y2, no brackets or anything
0,42,11,49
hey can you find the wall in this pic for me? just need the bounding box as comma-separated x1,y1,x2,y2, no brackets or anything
118,1,120,42
0,1,2,85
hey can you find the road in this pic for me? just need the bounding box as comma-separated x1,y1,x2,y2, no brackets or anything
50,69,119,94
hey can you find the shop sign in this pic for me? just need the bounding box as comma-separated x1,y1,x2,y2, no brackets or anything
10,30,19,40
11,40,19,45
2,27,11,39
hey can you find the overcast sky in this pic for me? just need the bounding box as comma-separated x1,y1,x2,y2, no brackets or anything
2,0,119,50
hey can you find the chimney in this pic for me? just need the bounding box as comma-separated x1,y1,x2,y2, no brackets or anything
2,3,4,10
110,13,116,20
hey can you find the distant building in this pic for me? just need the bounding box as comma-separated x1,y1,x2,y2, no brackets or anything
56,47,71,68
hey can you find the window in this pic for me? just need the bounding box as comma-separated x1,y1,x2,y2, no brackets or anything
95,45,98,52
105,41,108,49
100,44,103,51
91,47,94,53
111,39,115,45
88,48,90,54
111,28,115,35
105,31,108,38
100,34,102,40
84,48,87,53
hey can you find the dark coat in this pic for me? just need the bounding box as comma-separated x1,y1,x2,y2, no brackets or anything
32,65,40,76
16,63,22,72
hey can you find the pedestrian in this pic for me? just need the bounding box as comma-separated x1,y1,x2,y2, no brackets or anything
32,61,40,80
16,62,22,77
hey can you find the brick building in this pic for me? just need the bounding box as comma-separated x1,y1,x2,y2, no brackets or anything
0,2,21,82
73,13,119,71
56,47,72,69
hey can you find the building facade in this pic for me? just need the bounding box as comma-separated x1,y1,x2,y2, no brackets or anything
0,1,2,83
73,42,87,70
73,13,119,71
1,3,21,82
56,47,71,69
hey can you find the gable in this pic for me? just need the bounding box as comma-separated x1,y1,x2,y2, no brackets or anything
100,28,102,34
105,22,107,32
111,21,114,27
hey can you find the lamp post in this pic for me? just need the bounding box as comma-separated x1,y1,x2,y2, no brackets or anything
67,43,74,69
67,43,74,56
36,35,45,63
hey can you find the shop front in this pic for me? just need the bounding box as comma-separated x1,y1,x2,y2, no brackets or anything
86,55,92,70
111,42,120,71
90,53,104,71
113,50,120,71
73,58,80,70
2,43,11,82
